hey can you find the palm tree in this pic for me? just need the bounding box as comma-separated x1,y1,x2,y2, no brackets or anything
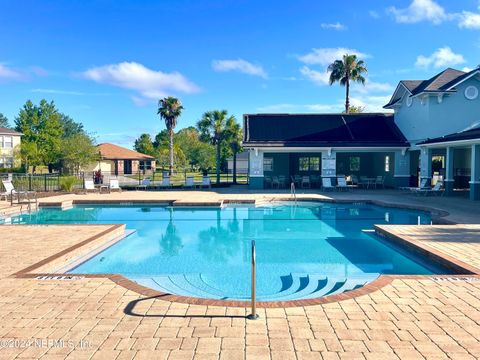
328,54,367,113
224,117,243,184
157,97,184,175
197,110,235,184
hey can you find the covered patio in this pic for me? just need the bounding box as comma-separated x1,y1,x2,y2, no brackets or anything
243,113,410,190
417,128,480,201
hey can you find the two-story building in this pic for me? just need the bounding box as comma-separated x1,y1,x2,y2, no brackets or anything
243,67,480,200
0,127,22,169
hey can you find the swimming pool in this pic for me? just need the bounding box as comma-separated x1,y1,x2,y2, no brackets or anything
4,202,451,301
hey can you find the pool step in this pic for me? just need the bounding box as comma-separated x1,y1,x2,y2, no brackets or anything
130,272,379,301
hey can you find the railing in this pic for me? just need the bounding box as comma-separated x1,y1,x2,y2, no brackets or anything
247,240,259,320
0,173,60,192
290,182,297,204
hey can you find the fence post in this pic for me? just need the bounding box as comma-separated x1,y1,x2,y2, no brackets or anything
44,174,47,192
29,174,32,192
138,171,141,185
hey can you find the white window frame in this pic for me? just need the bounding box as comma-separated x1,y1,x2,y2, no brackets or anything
263,158,274,171
3,136,12,148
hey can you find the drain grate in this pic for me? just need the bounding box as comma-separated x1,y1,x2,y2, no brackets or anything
430,276,480,282
35,275,84,281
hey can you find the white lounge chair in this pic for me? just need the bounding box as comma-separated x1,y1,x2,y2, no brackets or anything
336,177,349,191
109,179,121,192
322,177,335,191
200,176,211,189
84,179,98,193
414,181,444,196
159,176,171,189
301,176,311,189
1,179,37,210
1,179,16,201
400,178,428,192
184,176,195,189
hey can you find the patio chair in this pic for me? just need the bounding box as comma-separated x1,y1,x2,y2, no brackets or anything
84,179,99,193
264,176,272,188
159,176,171,189
375,176,385,189
301,176,311,189
272,176,280,189
336,177,349,191
293,175,302,186
400,178,428,192
358,176,369,189
109,179,122,192
310,175,320,188
322,177,335,191
184,176,195,189
350,175,359,187
278,175,287,189
199,176,211,189
414,181,444,196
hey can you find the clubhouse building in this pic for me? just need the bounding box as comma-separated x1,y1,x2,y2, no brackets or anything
243,67,480,200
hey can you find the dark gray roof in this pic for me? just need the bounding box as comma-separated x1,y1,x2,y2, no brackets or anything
243,113,409,148
384,68,476,108
0,127,22,135
417,127,480,145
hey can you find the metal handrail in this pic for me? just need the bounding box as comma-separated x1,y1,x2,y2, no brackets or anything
247,240,259,320
290,182,297,204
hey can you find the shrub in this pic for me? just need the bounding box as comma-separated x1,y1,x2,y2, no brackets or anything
59,176,77,192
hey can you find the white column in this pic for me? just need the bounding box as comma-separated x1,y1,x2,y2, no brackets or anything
444,147,454,195
248,149,264,189
393,149,410,188
420,147,432,186
470,144,480,200
321,149,336,178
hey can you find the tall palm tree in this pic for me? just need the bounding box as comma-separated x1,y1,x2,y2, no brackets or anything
157,97,184,175
328,54,367,113
197,110,235,184
224,117,243,184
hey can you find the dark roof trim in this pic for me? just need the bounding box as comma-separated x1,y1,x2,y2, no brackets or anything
417,127,480,145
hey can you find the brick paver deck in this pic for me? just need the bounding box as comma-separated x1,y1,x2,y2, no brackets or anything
1,192,480,359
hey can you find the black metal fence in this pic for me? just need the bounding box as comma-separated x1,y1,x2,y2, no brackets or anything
0,173,60,192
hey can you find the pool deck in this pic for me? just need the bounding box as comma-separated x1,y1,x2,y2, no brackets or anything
1,189,480,359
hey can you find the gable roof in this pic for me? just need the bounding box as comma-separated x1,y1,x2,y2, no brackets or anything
243,113,409,148
417,127,480,146
97,143,155,160
0,127,22,136
384,68,480,108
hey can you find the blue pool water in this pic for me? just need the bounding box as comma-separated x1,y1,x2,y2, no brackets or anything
3,202,451,301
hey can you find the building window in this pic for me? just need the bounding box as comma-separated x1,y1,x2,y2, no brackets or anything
263,158,273,171
299,157,320,171
0,157,13,168
139,160,152,171
465,85,479,100
0,136,3,148
3,136,12,148
385,156,390,172
349,157,360,172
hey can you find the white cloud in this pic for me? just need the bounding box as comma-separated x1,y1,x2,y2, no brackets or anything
0,64,23,80
82,62,200,103
349,95,393,112
305,103,342,112
321,22,347,31
298,48,370,66
299,66,330,86
354,80,395,94
211,59,267,78
458,11,480,29
30,88,85,95
415,47,466,68
387,0,447,24
462,66,474,72
369,10,380,19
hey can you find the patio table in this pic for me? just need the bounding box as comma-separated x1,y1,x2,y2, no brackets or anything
363,177,376,189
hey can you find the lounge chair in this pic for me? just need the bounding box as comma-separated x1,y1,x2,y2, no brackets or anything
109,179,121,192
200,176,211,189
278,175,287,189
1,179,37,210
414,181,444,196
336,177,349,191
358,176,369,189
400,178,428,192
264,176,272,188
301,176,311,189
159,177,171,189
322,177,335,191
184,176,195,189
84,179,99,193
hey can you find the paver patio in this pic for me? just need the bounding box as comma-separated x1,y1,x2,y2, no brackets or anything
1,189,480,359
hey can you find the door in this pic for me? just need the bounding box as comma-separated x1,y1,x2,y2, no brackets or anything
124,160,132,175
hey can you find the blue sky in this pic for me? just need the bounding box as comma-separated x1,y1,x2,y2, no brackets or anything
1,0,480,147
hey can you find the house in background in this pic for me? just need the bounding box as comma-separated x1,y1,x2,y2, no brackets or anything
0,127,22,168
87,143,155,175
227,151,249,174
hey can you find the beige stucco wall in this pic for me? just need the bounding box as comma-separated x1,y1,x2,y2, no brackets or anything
0,134,21,168
83,160,115,173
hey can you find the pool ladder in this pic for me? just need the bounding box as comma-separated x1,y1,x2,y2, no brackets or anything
290,182,297,204
247,240,259,320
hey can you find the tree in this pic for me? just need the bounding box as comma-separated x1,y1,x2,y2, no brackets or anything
224,117,243,184
0,113,9,128
197,110,235,184
328,54,367,113
153,129,169,148
14,141,41,173
60,114,85,138
345,105,365,113
190,141,216,173
14,99,64,172
157,97,184,175
134,133,156,156
60,133,99,174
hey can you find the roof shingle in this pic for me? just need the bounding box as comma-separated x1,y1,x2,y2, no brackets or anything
97,143,155,160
